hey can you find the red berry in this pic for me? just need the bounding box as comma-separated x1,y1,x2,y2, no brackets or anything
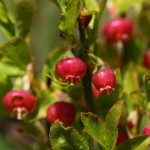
143,124,150,135
92,86,100,98
78,15,92,28
46,101,76,126
92,68,116,94
143,49,150,69
3,90,36,119
116,130,129,146
103,17,133,43
55,57,87,85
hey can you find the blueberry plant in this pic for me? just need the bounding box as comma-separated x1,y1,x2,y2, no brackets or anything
0,0,150,150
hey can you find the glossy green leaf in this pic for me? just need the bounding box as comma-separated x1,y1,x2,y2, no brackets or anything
130,91,147,113
144,74,150,102
81,100,124,150
50,122,90,150
59,0,80,37
117,135,150,150
0,37,31,70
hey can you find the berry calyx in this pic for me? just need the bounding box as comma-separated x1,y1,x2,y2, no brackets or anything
103,17,133,43
3,90,36,120
116,130,129,146
143,124,150,135
55,57,87,85
46,101,76,126
92,68,116,94
143,49,150,69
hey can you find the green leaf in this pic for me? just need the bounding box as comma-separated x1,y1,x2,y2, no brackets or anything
0,1,15,38
144,74,150,102
0,37,31,70
117,135,150,150
0,134,15,150
0,2,7,23
82,0,98,10
59,0,80,37
105,100,124,149
95,85,122,118
130,91,147,113
81,112,106,149
0,62,24,77
50,122,90,150
123,64,139,95
81,100,124,150
13,0,36,37
30,1,60,77
122,92,134,114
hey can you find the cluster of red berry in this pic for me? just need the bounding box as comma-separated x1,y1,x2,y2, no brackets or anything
2,17,150,141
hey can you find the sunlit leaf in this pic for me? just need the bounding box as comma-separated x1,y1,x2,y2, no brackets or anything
0,37,31,70
59,0,80,37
